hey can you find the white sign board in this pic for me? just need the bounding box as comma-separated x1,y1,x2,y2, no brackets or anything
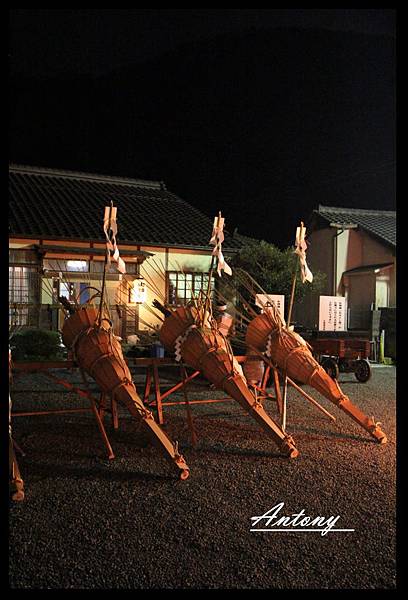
319,296,347,331
255,294,285,321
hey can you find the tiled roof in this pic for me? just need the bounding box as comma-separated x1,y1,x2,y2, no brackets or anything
313,205,396,248
9,165,242,251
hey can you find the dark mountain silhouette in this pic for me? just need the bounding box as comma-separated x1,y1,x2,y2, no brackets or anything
9,28,395,248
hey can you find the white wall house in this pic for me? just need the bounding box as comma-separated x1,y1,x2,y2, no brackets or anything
9,165,241,339
301,205,396,332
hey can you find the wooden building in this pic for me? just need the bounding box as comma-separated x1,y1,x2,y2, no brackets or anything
9,164,241,339
301,205,396,354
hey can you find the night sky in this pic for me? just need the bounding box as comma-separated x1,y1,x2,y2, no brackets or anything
9,9,396,249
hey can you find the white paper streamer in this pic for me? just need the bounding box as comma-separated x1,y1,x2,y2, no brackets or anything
174,324,197,362
266,334,272,358
103,205,126,274
209,213,232,276
294,222,313,284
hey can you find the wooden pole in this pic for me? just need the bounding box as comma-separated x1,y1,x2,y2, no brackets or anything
280,256,299,429
97,201,113,326
203,212,220,324
181,365,198,447
284,375,336,422
78,367,116,459
281,225,307,428
272,366,283,417
204,254,216,323
281,373,288,429
287,260,298,329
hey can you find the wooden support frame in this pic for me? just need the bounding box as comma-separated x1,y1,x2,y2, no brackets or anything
11,365,115,459
152,362,163,425
10,356,284,444
43,370,115,459
248,349,337,425
180,364,198,447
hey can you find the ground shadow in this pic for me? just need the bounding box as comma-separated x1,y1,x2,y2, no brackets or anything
19,458,178,484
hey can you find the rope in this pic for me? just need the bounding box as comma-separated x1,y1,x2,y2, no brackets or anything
88,352,114,377
282,433,296,447
251,389,264,410
173,440,180,458
370,416,382,430
196,346,217,369
214,322,236,373
282,344,306,372
217,371,237,390
70,326,92,363
306,365,320,386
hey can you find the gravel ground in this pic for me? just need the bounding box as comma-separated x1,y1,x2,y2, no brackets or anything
9,364,396,589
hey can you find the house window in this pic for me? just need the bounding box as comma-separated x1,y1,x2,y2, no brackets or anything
167,271,215,305
9,266,40,326
9,249,38,264
43,259,89,272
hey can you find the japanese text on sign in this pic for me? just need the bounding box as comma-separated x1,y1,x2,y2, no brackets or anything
319,296,346,331
255,294,285,321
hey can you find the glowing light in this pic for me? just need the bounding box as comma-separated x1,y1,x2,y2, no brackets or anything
130,279,146,304
66,260,88,271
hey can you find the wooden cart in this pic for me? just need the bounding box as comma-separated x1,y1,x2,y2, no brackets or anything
306,336,372,382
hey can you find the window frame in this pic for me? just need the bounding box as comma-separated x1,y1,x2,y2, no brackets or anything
9,264,41,326
166,270,215,306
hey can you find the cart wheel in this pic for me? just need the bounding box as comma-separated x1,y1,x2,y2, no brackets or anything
355,359,371,383
321,358,339,380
